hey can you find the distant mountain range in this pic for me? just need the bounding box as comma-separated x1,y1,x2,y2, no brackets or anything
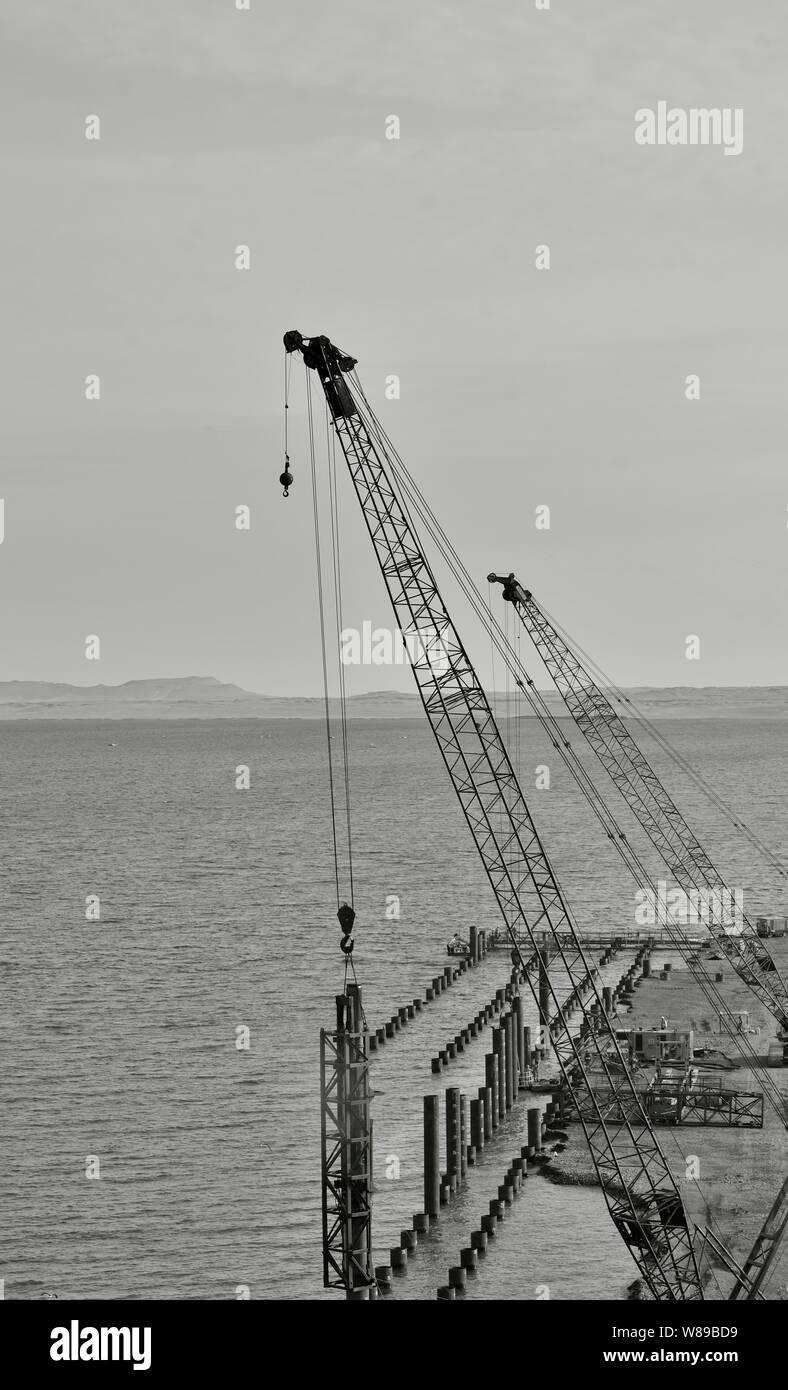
0,677,785,720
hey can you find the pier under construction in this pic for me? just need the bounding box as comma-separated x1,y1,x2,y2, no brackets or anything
282,329,788,1301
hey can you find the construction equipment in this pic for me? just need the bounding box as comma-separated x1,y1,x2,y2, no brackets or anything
729,1176,788,1300
484,571,787,1288
475,606,788,1124
488,573,788,1036
284,329,703,1299
320,984,374,1296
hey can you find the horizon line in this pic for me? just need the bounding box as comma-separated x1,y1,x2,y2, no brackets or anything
0,677,787,699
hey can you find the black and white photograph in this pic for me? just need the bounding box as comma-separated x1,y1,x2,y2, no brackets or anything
1,0,786,1368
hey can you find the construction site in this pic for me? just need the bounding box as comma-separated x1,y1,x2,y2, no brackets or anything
281,330,788,1303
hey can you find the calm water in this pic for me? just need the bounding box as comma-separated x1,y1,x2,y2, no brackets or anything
1,716,786,1300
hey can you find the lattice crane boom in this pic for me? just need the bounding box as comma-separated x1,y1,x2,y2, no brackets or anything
730,1176,788,1300
284,330,703,1300
489,573,788,1035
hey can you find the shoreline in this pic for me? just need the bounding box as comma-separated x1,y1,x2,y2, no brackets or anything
530,938,788,1298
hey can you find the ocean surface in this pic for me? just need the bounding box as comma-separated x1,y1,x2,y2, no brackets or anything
1,715,786,1300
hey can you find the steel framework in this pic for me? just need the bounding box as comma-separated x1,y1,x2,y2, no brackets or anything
677,1085,763,1129
490,574,788,1032
287,330,703,1300
560,1083,763,1129
730,1176,788,1300
320,984,374,1296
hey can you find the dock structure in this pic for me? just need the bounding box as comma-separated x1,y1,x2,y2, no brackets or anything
377,946,640,1292
558,1079,764,1129
654,1077,764,1128
494,930,702,952
356,930,779,1299
432,936,642,1080
325,928,776,1299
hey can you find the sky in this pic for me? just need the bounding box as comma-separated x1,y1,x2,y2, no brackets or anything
0,0,786,695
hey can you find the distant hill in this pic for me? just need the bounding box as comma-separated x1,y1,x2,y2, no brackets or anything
0,676,257,704
0,678,785,720
0,675,261,719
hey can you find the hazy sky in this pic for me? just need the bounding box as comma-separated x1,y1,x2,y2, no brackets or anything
1,0,786,695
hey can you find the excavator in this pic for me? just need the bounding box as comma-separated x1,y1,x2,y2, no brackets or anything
282,328,786,1300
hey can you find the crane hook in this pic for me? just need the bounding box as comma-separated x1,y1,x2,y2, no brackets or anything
337,901,356,956
280,454,293,498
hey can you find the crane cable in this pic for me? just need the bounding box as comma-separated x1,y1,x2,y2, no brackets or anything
305,365,354,914
538,599,788,885
487,579,503,873
281,354,293,496
325,394,355,909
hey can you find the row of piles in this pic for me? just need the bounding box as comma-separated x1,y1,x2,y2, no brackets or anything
437,1105,563,1299
371,939,650,1294
374,1089,563,1292
431,974,532,1073
368,927,488,1055
433,946,654,1296
384,974,537,1282
425,995,557,1217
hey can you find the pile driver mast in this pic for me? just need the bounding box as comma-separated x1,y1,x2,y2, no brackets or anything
284,329,703,1300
